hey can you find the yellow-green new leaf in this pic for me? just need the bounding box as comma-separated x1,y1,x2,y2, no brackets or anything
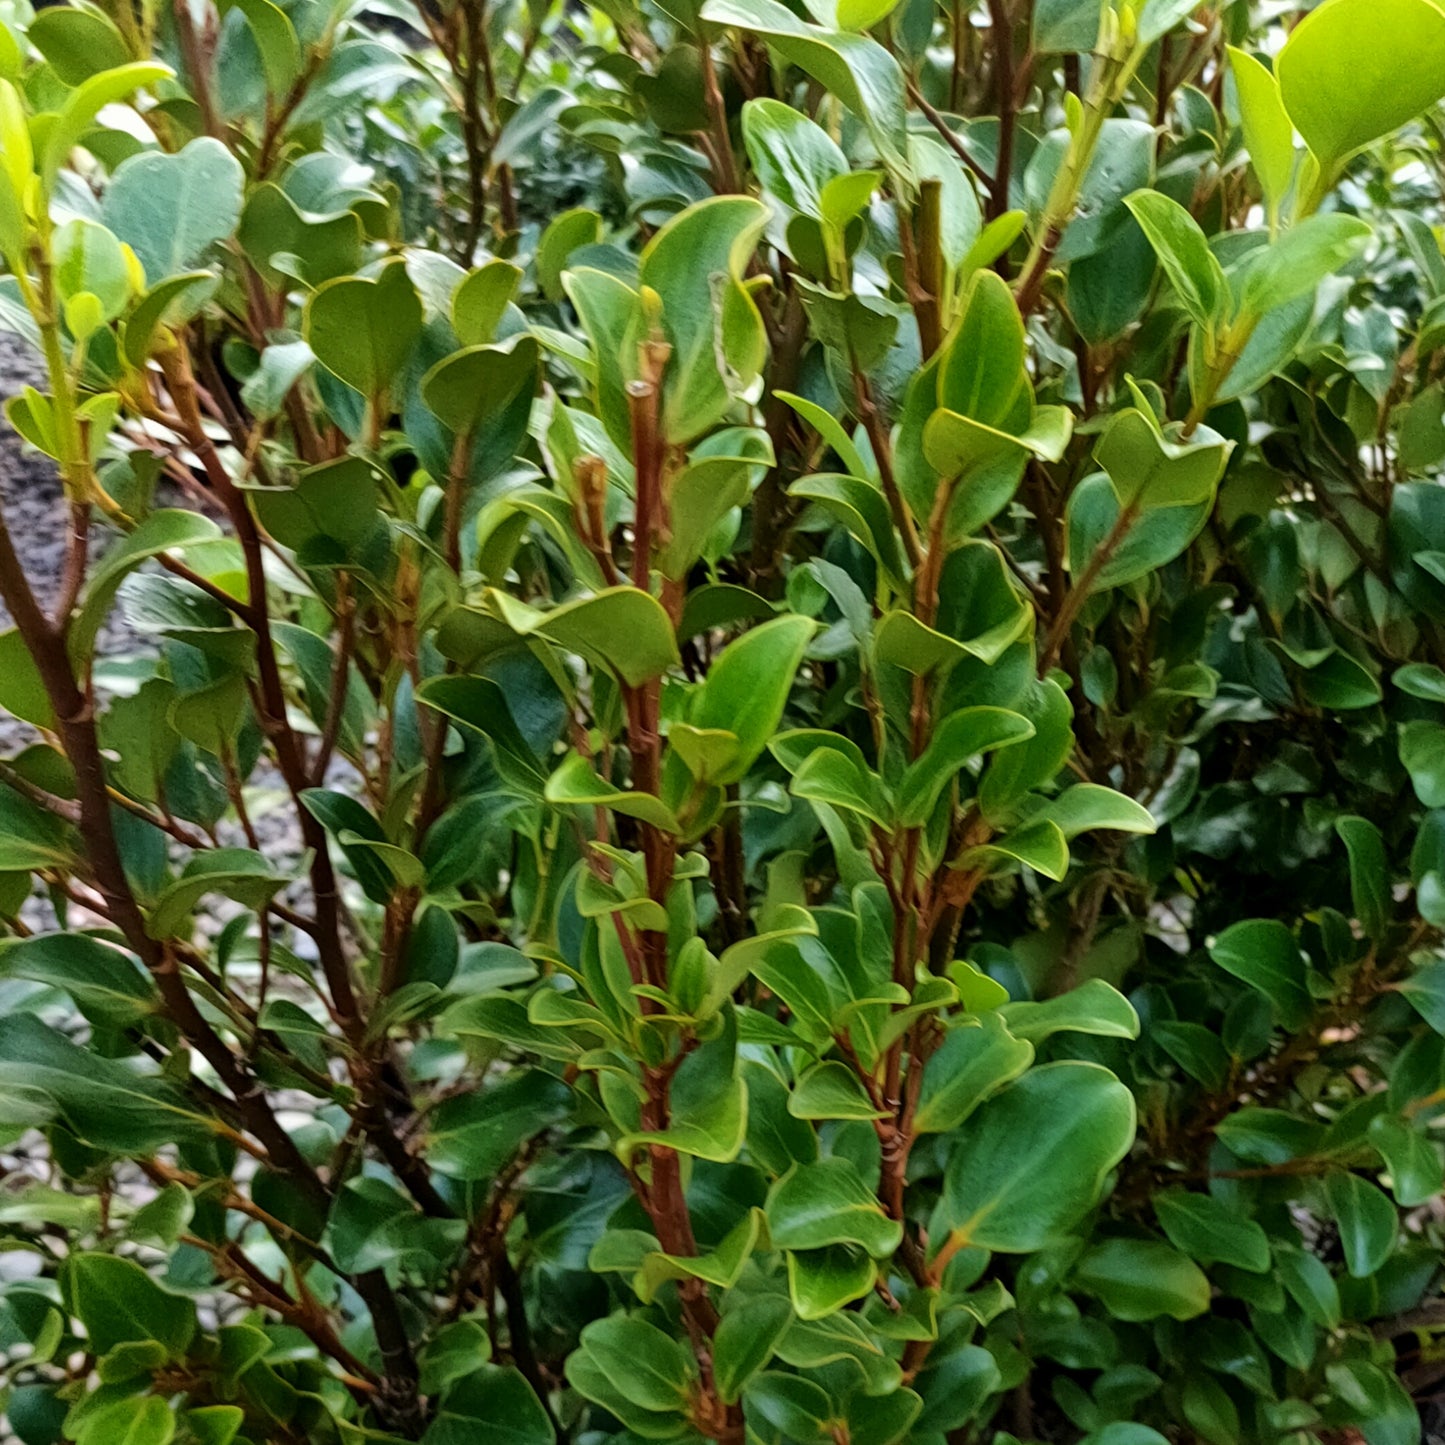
1276,0,1445,177
41,62,172,192
1228,47,1296,216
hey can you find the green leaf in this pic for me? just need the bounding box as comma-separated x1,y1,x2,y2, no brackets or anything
427,1364,555,1445
71,510,222,664
29,7,130,83
1325,1172,1397,1278
641,1209,766,1299
491,85,570,167
425,1070,572,1179
1154,1190,1271,1272
0,629,53,729
895,707,1035,826
937,1061,1135,1253
53,219,131,324
741,98,846,217
1238,213,1372,315
959,818,1070,881
576,1316,697,1412
101,137,243,283
1216,1108,1322,1166
877,543,1033,675
1400,719,1445,808
417,675,547,785
1209,918,1310,1029
1228,47,1296,214
1325,1363,1419,1445
921,404,1073,486
767,1156,903,1256
148,849,289,938
662,439,773,579
486,587,679,687
1123,190,1228,331
535,215,596,304
63,1253,196,1357
1025,117,1153,266
1181,1376,1240,1445
0,785,78,872
303,257,422,398
1066,472,1212,589
182,1408,242,1445
123,271,221,367
998,979,1140,1043
979,677,1073,819
1073,1238,1212,1321
777,392,868,479
746,1372,835,1443
700,0,909,174
222,0,300,92
1033,0,1101,51
792,473,906,588
1367,1116,1444,1208
1276,1244,1341,1328
0,1014,214,1152
238,181,363,289
938,270,1029,432
1134,0,1205,44
1041,783,1157,839
1336,815,1390,939
73,1395,177,1445
545,752,682,834
714,1296,793,1404
560,267,640,455
421,336,539,436
788,1060,887,1120
0,933,156,1028
626,1006,747,1160
1276,0,1445,174
786,1243,880,1318
913,1015,1034,1134
129,1182,194,1249
790,744,891,828
420,1322,491,1399
1095,408,1232,509
41,62,172,191
690,615,816,785
240,337,315,420
637,195,769,444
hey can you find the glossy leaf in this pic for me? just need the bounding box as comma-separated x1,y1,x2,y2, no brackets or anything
937,1062,1136,1252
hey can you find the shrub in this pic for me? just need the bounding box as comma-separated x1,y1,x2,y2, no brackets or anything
0,0,1442,1441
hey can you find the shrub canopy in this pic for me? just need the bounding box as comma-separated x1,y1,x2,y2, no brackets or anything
0,0,1442,1442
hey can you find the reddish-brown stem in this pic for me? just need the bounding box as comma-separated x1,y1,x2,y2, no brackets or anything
1038,497,1142,674
905,81,993,188
850,363,923,570
173,0,223,139
698,34,741,194
986,0,1017,219
573,455,624,587
54,500,89,626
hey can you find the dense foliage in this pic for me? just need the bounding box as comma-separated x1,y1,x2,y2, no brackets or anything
0,0,1444,1440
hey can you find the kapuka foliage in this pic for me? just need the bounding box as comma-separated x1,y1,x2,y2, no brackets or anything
0,0,1441,1440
